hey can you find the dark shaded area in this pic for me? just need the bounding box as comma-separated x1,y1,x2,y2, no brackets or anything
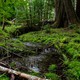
11,20,54,36
39,46,67,80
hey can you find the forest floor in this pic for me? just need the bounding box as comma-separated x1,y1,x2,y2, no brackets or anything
0,25,80,80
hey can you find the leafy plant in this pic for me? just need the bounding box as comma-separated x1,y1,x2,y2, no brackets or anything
69,24,77,29
45,73,59,80
48,64,57,72
65,61,80,80
0,74,9,80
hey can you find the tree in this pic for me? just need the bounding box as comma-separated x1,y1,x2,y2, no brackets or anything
76,0,80,19
53,0,80,28
63,0,79,24
0,0,16,30
53,0,66,27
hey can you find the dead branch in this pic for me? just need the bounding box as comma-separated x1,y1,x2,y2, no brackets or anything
0,62,9,68
0,65,49,80
0,62,7,66
0,56,11,62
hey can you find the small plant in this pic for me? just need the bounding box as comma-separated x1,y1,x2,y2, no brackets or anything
45,72,59,80
60,37,70,44
68,24,77,29
48,64,57,72
65,61,80,80
0,74,9,80
62,54,69,65
76,29,80,34
42,25,51,33
73,38,80,43
10,62,16,67
44,64,59,80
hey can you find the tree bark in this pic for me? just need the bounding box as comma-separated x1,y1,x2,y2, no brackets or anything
53,0,79,28
53,0,67,27
76,0,80,19
63,0,79,24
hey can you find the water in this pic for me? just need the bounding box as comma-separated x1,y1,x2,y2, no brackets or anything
24,42,41,48
23,42,56,73
29,66,40,73
11,39,57,73
25,55,45,73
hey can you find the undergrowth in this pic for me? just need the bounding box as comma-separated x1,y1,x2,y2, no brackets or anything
0,25,80,80
0,74,9,80
19,27,80,80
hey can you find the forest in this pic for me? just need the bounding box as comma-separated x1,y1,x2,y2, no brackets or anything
0,0,80,80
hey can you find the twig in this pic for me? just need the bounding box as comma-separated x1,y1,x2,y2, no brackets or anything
0,56,11,62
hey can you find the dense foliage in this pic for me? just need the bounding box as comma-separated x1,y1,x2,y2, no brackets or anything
0,0,54,28
0,0,80,80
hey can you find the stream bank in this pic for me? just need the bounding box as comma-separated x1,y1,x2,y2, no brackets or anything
0,39,64,80
0,27,80,80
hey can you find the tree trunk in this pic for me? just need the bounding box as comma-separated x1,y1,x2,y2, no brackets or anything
76,0,80,19
53,0,67,28
63,0,79,24
53,0,79,28
53,0,62,27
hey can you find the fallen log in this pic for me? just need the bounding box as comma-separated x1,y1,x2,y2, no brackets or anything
0,65,49,80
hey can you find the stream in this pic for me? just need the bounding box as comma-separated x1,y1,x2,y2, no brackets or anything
9,39,59,73
0,38,63,77
0,38,66,79
22,42,56,73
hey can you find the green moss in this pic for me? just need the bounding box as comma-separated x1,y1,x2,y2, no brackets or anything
64,42,80,58
19,27,80,59
0,25,80,79
65,61,80,80
0,29,10,41
8,27,80,80
5,25,21,33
